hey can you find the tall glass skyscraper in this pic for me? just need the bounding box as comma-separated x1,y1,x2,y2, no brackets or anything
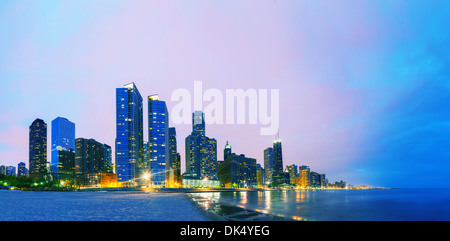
29,118,47,180
185,111,217,179
148,94,169,187
116,82,144,185
51,117,75,180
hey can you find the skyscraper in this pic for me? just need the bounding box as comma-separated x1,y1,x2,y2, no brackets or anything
116,82,144,186
263,147,273,183
29,118,47,180
310,171,321,188
299,165,311,188
51,117,75,180
75,138,113,185
218,144,258,188
224,141,232,161
192,111,205,136
287,164,298,185
272,138,284,186
185,111,217,180
167,127,181,187
148,94,169,187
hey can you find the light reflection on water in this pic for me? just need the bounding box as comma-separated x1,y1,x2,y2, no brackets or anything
190,189,450,221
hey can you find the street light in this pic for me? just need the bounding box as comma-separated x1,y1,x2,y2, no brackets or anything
143,172,151,187
143,173,150,180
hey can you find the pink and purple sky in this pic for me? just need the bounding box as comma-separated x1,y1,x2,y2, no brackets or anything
1,0,450,187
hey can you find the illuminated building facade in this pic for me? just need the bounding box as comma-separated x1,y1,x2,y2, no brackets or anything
18,162,28,176
51,117,75,180
287,164,298,185
55,148,75,181
29,118,47,180
75,138,113,186
143,141,149,174
272,139,284,185
256,164,265,186
218,143,257,188
182,173,220,188
167,127,181,187
192,111,205,136
319,173,327,188
148,94,169,187
218,153,257,188
263,147,273,183
185,111,217,180
224,141,232,160
83,172,117,187
299,165,311,188
5,166,16,176
310,171,326,188
115,82,144,185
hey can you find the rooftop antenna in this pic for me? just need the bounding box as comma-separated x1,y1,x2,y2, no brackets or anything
274,129,280,143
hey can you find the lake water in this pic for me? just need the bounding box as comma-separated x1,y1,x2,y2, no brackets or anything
0,190,209,221
189,188,450,221
2,189,450,221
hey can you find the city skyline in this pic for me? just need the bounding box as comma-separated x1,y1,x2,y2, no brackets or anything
1,82,346,188
1,0,450,188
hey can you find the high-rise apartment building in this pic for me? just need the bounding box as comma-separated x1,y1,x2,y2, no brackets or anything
299,165,311,188
148,94,169,187
116,82,143,185
75,138,113,185
287,164,298,185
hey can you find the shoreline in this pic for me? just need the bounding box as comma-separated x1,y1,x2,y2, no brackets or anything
76,186,385,193
186,192,294,221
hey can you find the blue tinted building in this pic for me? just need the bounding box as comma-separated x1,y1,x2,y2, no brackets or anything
51,117,75,180
148,94,168,187
18,162,28,176
116,83,144,185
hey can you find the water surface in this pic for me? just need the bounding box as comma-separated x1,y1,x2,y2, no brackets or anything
0,190,209,221
190,188,450,221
